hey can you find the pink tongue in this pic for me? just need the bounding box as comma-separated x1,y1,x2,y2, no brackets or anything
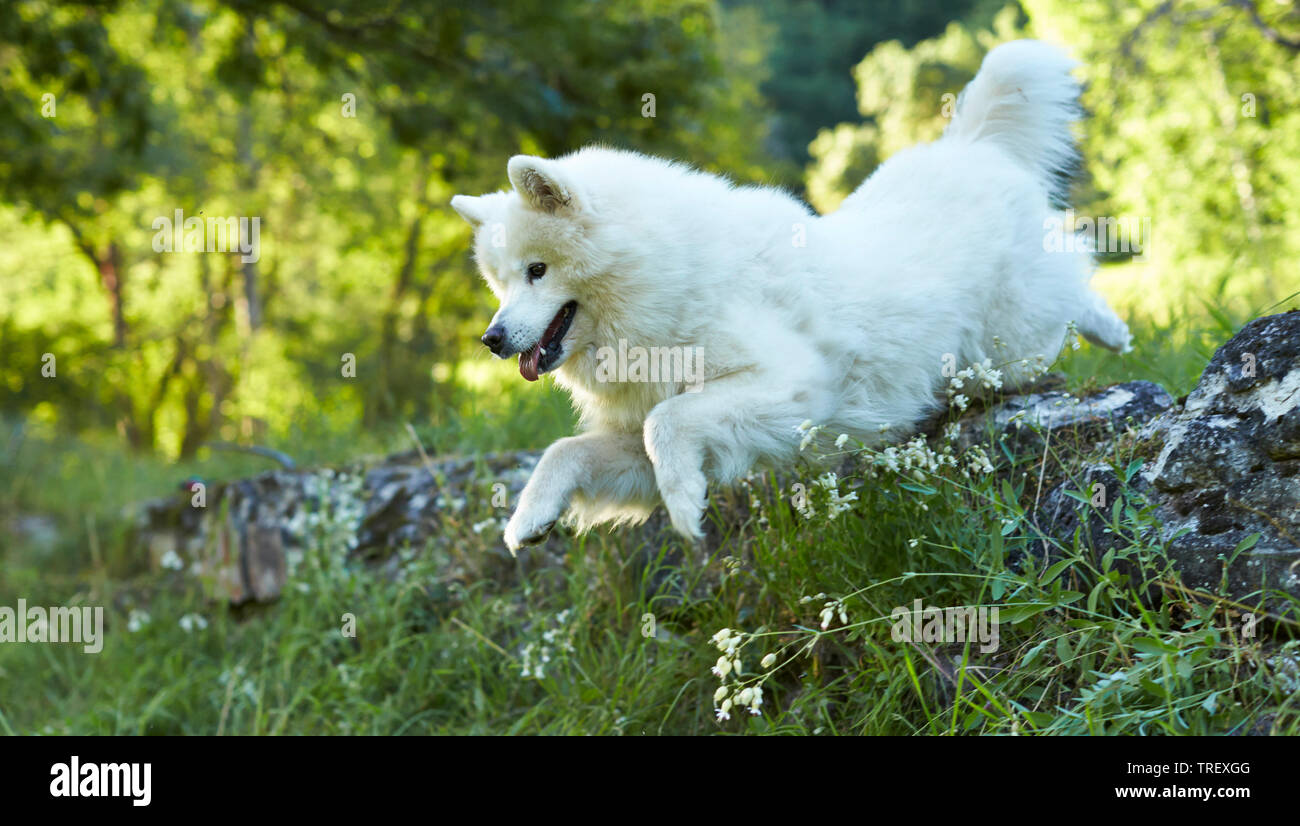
520,344,541,381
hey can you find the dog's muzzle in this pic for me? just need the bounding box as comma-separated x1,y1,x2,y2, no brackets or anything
481,324,507,356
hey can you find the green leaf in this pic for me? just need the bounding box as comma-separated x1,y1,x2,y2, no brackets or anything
1054,590,1084,606
1055,635,1072,664
1087,580,1107,613
1133,637,1178,655
1227,533,1261,566
1000,479,1017,507
1140,677,1169,700
999,603,1051,624
1022,638,1050,668
1039,558,1072,586
1124,459,1145,483
897,482,937,495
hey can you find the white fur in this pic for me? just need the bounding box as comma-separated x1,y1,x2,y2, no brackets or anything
451,39,1131,552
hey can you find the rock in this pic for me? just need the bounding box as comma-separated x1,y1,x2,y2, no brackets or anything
129,312,1300,611
1145,311,1300,609
1039,311,1300,611
131,454,543,604
952,379,1174,455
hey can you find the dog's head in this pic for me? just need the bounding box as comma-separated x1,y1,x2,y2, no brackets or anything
452,155,600,382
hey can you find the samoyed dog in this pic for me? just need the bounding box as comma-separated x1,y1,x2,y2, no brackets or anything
451,39,1130,553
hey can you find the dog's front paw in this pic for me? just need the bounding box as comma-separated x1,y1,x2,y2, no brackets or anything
661,480,707,543
504,507,559,555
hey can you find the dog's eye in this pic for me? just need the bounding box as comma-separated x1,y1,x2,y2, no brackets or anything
526,262,547,282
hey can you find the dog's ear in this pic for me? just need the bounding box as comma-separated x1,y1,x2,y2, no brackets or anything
450,195,489,228
507,155,580,215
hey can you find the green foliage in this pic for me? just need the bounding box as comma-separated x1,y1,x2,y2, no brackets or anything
806,0,1300,331
806,7,1021,212
2,330,1296,735
726,0,987,163
1027,0,1300,320
2,0,1299,736
0,0,781,458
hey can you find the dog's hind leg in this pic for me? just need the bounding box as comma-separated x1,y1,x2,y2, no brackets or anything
1076,289,1132,353
504,431,656,553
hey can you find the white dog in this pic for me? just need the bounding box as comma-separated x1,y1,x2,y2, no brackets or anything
451,40,1131,553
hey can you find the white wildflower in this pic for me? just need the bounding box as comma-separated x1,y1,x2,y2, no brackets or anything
819,600,848,630
127,610,150,633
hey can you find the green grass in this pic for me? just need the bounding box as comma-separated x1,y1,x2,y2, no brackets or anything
2,300,1298,735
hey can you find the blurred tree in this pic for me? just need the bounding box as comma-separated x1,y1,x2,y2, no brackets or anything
0,0,782,456
806,4,1024,212
1027,0,1300,315
725,0,988,164
806,0,1298,323
0,0,155,443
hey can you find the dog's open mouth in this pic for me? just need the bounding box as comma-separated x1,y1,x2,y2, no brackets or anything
519,300,578,381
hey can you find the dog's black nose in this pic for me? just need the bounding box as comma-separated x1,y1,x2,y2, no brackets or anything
481,325,507,355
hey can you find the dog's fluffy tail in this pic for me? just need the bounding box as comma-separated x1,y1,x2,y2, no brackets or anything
945,40,1082,206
